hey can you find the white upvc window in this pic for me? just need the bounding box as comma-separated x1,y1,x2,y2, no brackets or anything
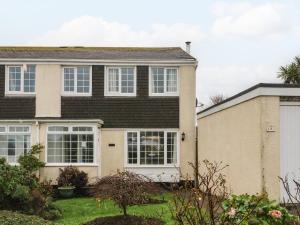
105,66,136,96
149,67,179,96
5,65,36,95
46,125,96,165
125,130,179,167
62,66,92,96
0,125,31,164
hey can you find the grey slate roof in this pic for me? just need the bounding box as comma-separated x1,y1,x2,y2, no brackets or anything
0,46,195,61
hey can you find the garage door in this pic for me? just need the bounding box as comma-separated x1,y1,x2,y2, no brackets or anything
280,105,300,202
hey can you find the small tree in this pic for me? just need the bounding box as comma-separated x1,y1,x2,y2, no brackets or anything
92,171,159,216
210,94,226,105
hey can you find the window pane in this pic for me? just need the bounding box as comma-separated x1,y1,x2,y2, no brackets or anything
72,127,93,132
47,129,94,164
127,132,138,164
77,66,90,93
140,131,164,165
9,126,30,133
48,126,68,132
151,68,164,94
167,132,177,164
108,68,119,92
9,66,21,92
166,69,177,93
0,134,30,163
0,127,5,132
121,68,134,93
64,68,75,92
24,65,36,92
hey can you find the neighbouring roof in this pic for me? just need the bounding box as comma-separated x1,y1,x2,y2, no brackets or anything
198,83,300,118
0,46,196,61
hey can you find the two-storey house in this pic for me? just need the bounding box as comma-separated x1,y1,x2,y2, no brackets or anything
0,45,197,182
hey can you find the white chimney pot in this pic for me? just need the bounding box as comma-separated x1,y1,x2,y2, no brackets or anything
185,41,191,54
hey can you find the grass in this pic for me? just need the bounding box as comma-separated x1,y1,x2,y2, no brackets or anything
53,193,174,225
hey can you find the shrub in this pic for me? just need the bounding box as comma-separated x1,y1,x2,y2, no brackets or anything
57,166,88,190
171,160,229,225
0,210,57,225
92,171,160,216
0,145,61,220
170,160,299,225
221,194,298,224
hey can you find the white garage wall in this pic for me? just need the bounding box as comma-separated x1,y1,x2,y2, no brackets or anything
280,105,300,202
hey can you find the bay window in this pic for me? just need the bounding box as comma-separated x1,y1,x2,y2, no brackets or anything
47,125,95,164
105,67,136,96
150,67,178,96
6,65,36,95
62,66,92,96
126,131,178,166
0,125,31,163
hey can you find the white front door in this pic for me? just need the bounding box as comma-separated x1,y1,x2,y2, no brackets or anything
280,105,300,202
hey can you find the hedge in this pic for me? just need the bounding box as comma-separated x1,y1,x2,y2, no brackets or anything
0,210,57,225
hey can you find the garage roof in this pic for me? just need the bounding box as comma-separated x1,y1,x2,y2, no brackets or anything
198,83,300,118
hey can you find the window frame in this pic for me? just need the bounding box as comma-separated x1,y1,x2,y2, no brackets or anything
0,124,32,165
61,66,92,97
149,67,179,96
104,66,137,97
124,129,180,168
46,124,98,166
5,65,36,96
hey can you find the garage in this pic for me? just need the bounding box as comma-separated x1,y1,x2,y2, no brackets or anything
197,83,300,201
280,104,300,201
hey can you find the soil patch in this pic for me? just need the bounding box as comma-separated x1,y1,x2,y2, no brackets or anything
83,215,164,225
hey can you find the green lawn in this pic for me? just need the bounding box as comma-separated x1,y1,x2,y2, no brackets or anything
53,193,174,225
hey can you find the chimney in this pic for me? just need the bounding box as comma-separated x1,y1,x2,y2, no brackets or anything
185,41,191,54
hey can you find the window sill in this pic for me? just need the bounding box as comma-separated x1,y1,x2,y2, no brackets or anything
45,163,99,167
61,94,92,97
5,93,35,97
125,164,179,168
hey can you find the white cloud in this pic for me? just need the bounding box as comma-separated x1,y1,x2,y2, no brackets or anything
31,16,205,47
212,2,286,38
197,64,281,105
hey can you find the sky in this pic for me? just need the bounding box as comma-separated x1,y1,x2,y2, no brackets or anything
0,0,299,105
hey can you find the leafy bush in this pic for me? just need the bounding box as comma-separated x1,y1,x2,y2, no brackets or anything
0,210,57,225
170,160,299,225
92,171,160,216
0,144,61,220
18,144,45,172
57,166,88,190
222,194,298,225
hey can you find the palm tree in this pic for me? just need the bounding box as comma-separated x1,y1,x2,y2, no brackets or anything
278,56,300,84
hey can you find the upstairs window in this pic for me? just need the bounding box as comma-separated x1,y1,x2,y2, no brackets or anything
150,67,179,96
6,65,36,95
105,67,136,96
62,66,92,96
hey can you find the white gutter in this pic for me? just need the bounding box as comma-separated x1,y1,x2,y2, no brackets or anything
198,87,300,119
0,58,197,66
0,119,104,126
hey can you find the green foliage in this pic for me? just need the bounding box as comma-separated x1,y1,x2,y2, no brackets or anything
221,194,298,225
278,56,300,84
18,144,45,173
0,145,61,220
0,210,57,225
57,166,88,190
